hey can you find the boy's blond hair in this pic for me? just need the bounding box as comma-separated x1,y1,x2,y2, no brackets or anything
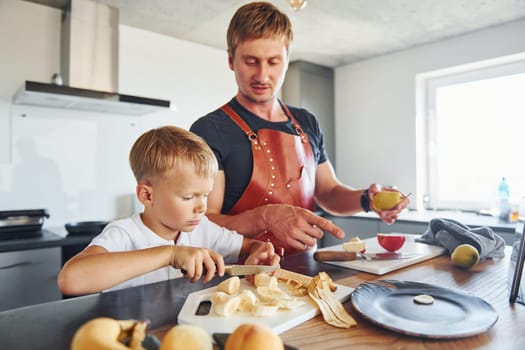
227,1,293,58
129,126,218,184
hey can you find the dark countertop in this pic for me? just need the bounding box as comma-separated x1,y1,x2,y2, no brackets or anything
0,250,348,350
0,229,94,253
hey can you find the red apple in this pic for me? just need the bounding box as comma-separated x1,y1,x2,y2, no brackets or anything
377,233,406,252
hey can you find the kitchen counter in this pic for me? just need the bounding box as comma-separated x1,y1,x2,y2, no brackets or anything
351,209,518,233
0,210,518,254
1,244,523,349
0,229,94,253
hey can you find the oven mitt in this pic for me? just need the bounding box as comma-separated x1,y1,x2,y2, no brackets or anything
415,218,506,259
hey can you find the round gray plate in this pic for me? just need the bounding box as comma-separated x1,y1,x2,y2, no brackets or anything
351,280,498,338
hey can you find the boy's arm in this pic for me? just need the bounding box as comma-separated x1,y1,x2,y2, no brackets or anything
58,245,226,296
57,245,174,295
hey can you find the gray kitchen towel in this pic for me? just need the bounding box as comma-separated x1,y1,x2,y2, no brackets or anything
415,218,506,259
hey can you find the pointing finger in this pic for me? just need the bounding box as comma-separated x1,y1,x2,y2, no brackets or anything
306,214,345,240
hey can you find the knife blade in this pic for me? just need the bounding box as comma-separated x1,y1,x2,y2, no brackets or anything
359,252,418,261
224,264,277,276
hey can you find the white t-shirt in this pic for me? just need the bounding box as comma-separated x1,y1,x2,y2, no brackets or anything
88,213,244,291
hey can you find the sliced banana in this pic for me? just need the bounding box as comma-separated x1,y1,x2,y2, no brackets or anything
211,291,230,304
217,276,240,295
274,298,305,310
238,289,258,312
254,273,278,289
257,286,292,304
342,237,366,253
251,304,279,317
213,295,241,317
414,294,434,305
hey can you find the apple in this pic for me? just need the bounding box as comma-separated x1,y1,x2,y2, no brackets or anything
451,244,480,269
377,233,406,252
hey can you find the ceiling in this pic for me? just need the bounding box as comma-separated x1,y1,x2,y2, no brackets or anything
25,0,525,68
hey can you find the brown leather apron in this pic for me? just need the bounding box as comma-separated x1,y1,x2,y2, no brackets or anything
221,103,316,256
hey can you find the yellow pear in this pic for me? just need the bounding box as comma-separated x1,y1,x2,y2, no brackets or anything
371,191,404,210
451,244,480,269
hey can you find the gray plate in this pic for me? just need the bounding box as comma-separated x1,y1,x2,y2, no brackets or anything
351,280,498,338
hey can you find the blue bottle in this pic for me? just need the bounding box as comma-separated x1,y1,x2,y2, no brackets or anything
499,177,510,222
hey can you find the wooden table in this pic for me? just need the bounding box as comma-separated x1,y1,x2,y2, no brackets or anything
0,245,523,349
278,246,525,349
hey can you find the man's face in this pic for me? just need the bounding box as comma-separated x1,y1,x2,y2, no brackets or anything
229,36,289,104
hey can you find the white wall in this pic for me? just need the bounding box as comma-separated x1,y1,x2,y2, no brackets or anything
0,1,235,230
335,19,525,208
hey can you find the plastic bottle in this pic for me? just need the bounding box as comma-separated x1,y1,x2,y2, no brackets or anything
499,177,510,222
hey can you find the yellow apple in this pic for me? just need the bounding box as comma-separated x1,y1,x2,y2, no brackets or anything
371,191,404,210
451,244,480,269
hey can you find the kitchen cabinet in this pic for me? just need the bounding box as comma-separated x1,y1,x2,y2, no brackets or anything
322,216,379,247
320,211,516,248
0,247,62,312
282,61,335,163
321,216,428,247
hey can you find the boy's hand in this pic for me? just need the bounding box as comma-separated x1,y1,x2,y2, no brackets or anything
245,241,280,267
244,241,281,285
170,246,225,283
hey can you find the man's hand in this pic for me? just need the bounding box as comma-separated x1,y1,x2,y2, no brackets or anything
261,204,345,251
169,246,225,283
368,184,410,225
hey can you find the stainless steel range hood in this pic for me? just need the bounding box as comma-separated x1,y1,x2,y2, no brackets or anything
13,0,170,115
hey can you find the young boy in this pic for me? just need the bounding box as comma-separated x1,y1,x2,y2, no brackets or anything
58,126,279,295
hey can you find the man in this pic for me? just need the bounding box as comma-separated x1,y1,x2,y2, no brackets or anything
190,1,409,256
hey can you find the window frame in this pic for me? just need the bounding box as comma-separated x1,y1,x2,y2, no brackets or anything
416,53,525,212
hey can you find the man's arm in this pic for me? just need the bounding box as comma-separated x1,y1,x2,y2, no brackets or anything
313,161,409,224
313,161,363,216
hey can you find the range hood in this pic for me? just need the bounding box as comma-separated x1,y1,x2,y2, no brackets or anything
13,0,171,115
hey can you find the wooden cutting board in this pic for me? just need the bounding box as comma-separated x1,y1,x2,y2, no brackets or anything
317,234,446,275
178,274,353,335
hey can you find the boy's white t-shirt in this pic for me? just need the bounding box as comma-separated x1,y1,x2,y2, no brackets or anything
88,213,244,291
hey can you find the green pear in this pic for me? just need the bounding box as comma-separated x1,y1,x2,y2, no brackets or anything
372,191,404,210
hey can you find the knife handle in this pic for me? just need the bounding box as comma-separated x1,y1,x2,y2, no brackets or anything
314,251,357,262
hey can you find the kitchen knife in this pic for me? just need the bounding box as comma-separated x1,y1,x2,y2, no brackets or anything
181,265,277,276
314,251,418,262
224,264,277,276
314,251,357,262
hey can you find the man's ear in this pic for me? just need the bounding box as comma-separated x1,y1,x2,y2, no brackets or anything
228,50,234,71
136,184,153,205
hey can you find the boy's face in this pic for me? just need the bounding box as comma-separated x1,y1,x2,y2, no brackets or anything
139,161,214,239
229,36,289,105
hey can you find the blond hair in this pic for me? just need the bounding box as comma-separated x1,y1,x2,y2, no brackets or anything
129,126,218,183
227,1,293,57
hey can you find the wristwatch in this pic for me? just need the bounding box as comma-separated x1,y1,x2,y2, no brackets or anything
360,189,371,212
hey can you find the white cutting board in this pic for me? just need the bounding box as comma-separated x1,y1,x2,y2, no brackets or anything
317,235,446,275
178,277,353,335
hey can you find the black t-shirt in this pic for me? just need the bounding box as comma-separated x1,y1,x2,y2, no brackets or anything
190,98,328,213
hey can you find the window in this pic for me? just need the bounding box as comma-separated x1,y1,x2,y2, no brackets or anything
417,54,525,212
